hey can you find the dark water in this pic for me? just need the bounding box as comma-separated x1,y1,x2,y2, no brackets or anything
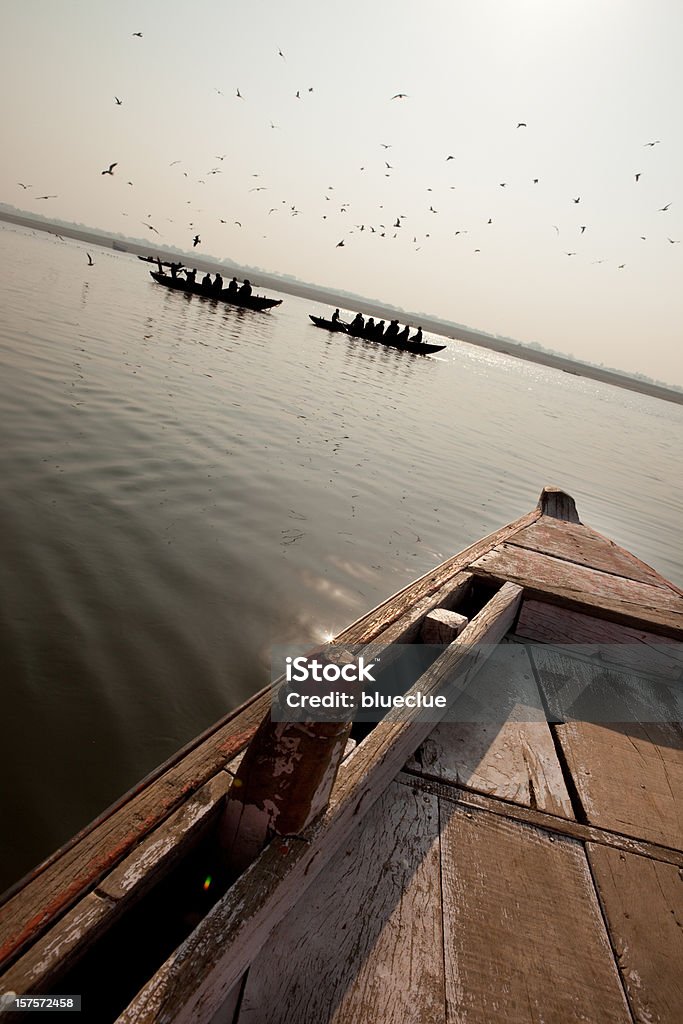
1,223,681,893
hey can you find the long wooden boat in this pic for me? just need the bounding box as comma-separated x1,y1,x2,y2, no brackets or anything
150,272,282,312
1,487,681,1022
309,314,447,355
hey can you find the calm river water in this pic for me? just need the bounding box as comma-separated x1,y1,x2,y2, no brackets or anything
1,222,681,892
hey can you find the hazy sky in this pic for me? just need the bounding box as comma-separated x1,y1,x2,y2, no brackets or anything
3,1,683,383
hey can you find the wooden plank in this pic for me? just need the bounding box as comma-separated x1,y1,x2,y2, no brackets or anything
471,543,683,637
0,707,264,971
237,782,444,1024
516,600,683,679
0,892,114,998
553,719,683,850
588,844,683,1024
530,646,683,850
509,518,669,589
99,774,232,903
406,643,573,817
398,772,683,867
114,584,523,1024
440,804,631,1023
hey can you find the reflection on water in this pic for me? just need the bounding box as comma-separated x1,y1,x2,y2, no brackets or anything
1,222,682,891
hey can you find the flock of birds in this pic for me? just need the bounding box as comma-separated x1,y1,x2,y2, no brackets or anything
13,32,681,273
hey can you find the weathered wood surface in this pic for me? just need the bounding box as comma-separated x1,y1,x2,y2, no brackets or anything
528,644,683,724
588,844,683,1024
207,977,245,1024
237,782,444,1023
406,643,573,817
0,774,234,999
420,607,468,644
509,518,671,589
552,719,683,850
439,804,631,1023
0,708,264,972
398,771,683,867
537,485,581,522
516,599,683,679
471,543,683,637
529,646,683,850
0,892,114,998
99,774,232,903
115,584,522,1024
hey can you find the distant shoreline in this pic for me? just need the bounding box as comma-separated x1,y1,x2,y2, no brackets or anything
2,209,681,406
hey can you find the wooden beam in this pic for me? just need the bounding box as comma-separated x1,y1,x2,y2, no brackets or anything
516,600,683,680
420,608,468,644
471,543,683,637
397,772,683,867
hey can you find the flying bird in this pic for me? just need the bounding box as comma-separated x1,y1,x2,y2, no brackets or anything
668,238,680,244
236,88,243,98
140,222,159,233
17,182,32,189
278,48,285,59
101,162,118,175
295,90,301,99
336,239,345,247
532,178,539,184
659,203,672,211
192,234,201,247
36,194,57,199
114,96,122,105
391,93,408,99
565,252,576,256
87,253,94,266
516,122,527,128
446,155,454,161
381,143,392,149
234,221,242,227
385,161,393,169
132,32,143,38
635,173,641,182
644,141,660,146
572,197,580,203
580,226,586,234
499,183,506,187
618,264,625,268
